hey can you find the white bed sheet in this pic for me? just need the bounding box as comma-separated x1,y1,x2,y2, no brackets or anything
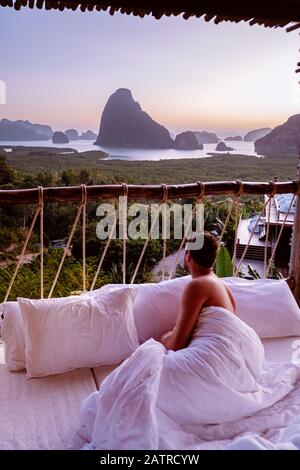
193,336,300,450
87,336,300,451
0,365,97,450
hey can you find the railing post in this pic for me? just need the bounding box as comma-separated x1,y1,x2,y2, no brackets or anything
289,152,300,306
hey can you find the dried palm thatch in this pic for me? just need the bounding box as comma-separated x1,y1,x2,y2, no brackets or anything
0,1,300,30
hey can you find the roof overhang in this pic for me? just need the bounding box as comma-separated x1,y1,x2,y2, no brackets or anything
1,1,300,30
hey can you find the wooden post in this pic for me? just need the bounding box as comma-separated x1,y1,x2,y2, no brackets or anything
289,153,300,306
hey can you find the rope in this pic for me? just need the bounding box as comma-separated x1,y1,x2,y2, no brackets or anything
4,203,41,302
263,182,277,276
266,194,296,277
48,198,85,298
168,181,205,280
39,186,44,299
161,184,168,280
122,183,128,284
235,196,271,274
90,214,117,291
219,200,235,244
197,181,205,200
131,184,168,284
268,181,277,198
81,184,87,292
232,181,243,277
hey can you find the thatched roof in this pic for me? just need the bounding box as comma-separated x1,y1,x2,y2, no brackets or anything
1,1,300,30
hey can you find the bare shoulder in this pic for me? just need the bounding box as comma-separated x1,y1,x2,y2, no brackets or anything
183,276,216,293
181,277,210,306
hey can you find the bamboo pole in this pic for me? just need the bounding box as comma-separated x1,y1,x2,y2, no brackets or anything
289,154,300,306
0,181,299,206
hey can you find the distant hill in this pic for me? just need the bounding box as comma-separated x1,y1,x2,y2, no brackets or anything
225,136,242,141
194,131,219,144
65,129,79,141
15,120,53,139
244,127,272,142
0,119,51,141
255,114,300,155
80,130,97,140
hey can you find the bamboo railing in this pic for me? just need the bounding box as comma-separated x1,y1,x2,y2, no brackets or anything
0,180,299,206
1,179,300,305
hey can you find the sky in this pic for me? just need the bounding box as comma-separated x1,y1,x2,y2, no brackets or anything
0,7,299,136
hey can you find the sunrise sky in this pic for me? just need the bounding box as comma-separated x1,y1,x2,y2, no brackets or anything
0,7,299,136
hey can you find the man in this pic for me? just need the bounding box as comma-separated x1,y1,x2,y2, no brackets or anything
160,231,236,351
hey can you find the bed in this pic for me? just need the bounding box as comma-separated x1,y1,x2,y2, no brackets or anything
1,336,300,450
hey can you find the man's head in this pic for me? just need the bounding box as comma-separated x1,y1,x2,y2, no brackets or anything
184,231,220,273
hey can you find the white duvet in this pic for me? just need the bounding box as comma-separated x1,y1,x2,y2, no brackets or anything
69,306,300,450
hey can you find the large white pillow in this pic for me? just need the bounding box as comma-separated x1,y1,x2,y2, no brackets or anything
223,277,300,338
0,301,26,371
97,277,191,343
0,294,81,371
18,287,139,378
98,276,300,341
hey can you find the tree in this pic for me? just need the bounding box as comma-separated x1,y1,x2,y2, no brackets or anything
0,155,14,186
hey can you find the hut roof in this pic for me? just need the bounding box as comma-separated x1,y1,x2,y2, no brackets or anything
1,1,300,30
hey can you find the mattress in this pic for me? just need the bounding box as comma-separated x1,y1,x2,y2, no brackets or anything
0,366,97,450
0,336,299,450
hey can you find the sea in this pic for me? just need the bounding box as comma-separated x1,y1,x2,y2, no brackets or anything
0,140,261,161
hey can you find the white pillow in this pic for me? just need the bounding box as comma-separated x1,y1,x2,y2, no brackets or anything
0,301,26,371
18,287,139,378
223,277,300,338
98,276,300,341
97,277,191,343
0,294,81,371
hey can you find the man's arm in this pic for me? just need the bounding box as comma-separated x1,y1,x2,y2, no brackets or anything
160,280,208,351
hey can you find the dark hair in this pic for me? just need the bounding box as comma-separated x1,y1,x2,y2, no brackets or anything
186,231,220,268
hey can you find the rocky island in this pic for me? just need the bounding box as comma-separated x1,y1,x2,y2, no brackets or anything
255,114,300,155
95,88,210,150
80,130,97,140
194,131,219,144
65,129,79,141
95,88,174,149
52,131,69,144
244,127,272,142
174,131,203,150
216,141,234,152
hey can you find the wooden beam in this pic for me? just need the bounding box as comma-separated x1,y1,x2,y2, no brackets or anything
0,180,298,206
